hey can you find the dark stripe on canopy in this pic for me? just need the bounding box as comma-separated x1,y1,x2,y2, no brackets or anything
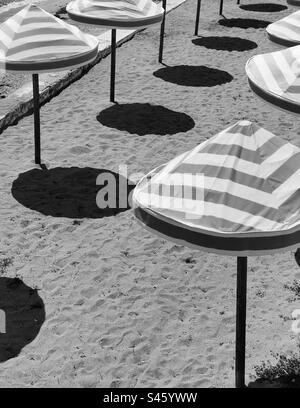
1,47,97,72
248,79,300,115
67,11,163,28
134,206,300,254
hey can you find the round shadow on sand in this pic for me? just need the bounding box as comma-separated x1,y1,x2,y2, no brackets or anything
0,277,45,363
218,18,270,29
12,167,135,218
153,65,233,87
192,36,257,51
97,103,195,135
240,3,287,12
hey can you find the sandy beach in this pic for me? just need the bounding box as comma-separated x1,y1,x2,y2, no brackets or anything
0,0,300,388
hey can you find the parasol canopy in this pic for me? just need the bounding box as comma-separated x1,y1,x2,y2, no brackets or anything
267,10,300,46
66,0,164,29
0,4,99,73
133,120,300,256
245,45,300,115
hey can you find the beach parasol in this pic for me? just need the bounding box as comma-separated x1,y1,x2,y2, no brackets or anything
133,120,300,387
66,0,164,102
0,4,98,165
245,45,300,114
267,10,300,46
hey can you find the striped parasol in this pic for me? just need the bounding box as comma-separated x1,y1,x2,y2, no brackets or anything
0,4,98,164
67,0,164,101
245,45,300,115
267,10,300,46
0,4,98,73
66,0,164,28
133,120,300,387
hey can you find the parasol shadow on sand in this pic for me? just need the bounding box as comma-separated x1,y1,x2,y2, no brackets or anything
287,0,300,6
153,65,233,87
11,167,135,219
97,103,195,135
239,3,287,12
0,277,45,363
219,18,270,29
192,36,257,51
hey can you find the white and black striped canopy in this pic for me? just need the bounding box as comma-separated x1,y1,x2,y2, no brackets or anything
267,10,300,46
133,121,300,256
246,45,300,114
66,0,164,29
0,4,98,73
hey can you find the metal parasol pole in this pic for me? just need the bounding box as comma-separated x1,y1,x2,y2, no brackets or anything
219,0,224,15
110,29,116,102
236,256,247,388
158,0,167,63
32,74,41,165
194,0,202,36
